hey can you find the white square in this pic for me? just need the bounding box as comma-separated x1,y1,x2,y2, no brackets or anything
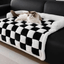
20,35,26,44
16,27,23,34
26,23,32,25
25,26,33,30
32,39,39,49
27,30,35,38
39,34,44,42
7,24,14,30
6,36,11,44
43,18,49,21
1,28,6,35
0,34,1,40
15,40,20,48
26,45,32,54
39,50,41,56
10,31,15,39
0,22,5,28
36,25,43,28
8,17,14,21
45,21,51,25
6,20,13,24
15,23,23,26
37,29,46,33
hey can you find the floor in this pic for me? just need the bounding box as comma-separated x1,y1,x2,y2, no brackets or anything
0,42,49,64
0,53,18,64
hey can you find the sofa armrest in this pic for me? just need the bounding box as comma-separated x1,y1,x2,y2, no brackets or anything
0,4,11,16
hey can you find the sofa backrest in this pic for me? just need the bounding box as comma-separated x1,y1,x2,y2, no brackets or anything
44,1,64,16
10,0,46,12
10,0,64,16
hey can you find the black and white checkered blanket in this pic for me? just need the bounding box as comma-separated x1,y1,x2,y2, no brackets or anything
0,17,59,60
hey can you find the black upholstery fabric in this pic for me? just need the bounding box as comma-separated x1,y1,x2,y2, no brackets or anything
43,1,64,64
44,1,64,16
0,4,10,16
0,15,5,19
45,28,64,64
10,0,46,12
0,0,11,5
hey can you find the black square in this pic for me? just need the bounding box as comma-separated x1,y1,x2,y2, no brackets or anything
10,38,15,45
20,24,27,27
0,28,2,34
21,21,26,24
39,42,42,50
12,25,18,31
21,29,29,36
32,48,39,56
1,35,6,41
11,22,18,25
20,43,26,50
3,23,8,29
41,20,45,24
33,32,42,40
41,21,48,26
6,30,10,37
48,20,55,24
12,17,17,21
3,19,9,22
13,17,17,19
31,27,39,31
42,23,47,27
26,37,32,46
15,33,20,41
31,23,37,27
43,26,50,31
48,20,54,23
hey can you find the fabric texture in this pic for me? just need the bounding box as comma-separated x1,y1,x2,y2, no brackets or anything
0,15,64,60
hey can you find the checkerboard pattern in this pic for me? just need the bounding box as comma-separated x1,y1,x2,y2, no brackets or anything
0,17,54,57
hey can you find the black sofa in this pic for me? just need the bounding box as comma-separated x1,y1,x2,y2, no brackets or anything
0,0,11,5
0,0,64,64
